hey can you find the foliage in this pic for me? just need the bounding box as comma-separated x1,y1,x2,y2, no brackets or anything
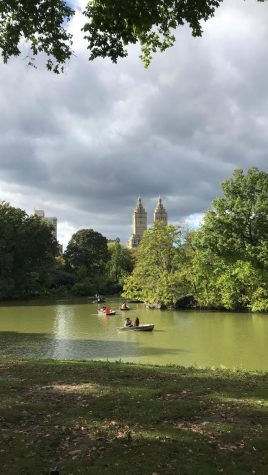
107,240,135,288
71,278,96,296
201,168,268,269
1,0,256,72
83,0,223,67
65,229,109,276
64,229,109,295
0,202,57,299
48,256,77,295
186,168,268,311
189,234,268,311
122,224,190,306
0,0,74,73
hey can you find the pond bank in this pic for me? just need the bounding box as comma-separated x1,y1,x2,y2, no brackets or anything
1,359,268,474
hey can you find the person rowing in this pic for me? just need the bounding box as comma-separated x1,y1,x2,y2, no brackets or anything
124,317,133,327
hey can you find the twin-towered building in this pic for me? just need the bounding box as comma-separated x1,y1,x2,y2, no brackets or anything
128,196,168,248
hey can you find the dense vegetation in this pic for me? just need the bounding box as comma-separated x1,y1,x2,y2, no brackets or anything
0,167,267,310
61,231,135,297
0,202,58,299
0,202,134,299
123,168,268,312
0,1,264,72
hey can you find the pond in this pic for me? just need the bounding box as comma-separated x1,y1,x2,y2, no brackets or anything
0,297,268,370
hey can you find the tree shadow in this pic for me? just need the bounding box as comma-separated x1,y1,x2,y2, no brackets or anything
1,360,268,474
0,331,189,360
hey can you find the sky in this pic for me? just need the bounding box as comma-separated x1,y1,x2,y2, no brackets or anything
1,0,268,249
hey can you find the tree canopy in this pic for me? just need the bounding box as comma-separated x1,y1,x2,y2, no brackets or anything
108,240,134,287
122,224,190,307
200,168,268,269
0,0,74,73
0,202,58,299
64,228,109,276
187,168,268,311
0,0,241,72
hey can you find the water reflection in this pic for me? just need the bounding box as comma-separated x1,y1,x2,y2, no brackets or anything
52,306,74,359
0,299,267,370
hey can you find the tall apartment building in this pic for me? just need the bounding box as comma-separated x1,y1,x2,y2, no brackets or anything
34,209,57,240
128,197,147,249
128,196,168,249
154,197,168,226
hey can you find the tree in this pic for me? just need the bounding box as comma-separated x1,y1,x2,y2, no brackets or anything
108,240,134,287
83,0,223,67
200,168,268,270
186,169,268,312
0,202,57,299
0,1,74,73
64,228,109,277
122,224,190,307
0,0,230,72
186,231,267,311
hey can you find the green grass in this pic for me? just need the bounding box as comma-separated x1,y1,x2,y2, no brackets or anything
1,359,268,474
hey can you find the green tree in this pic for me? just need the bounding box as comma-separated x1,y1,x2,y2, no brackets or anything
0,0,74,73
122,224,190,307
83,0,223,67
4,0,262,72
49,255,78,296
108,240,134,287
189,239,268,311
64,228,109,279
0,202,57,299
201,168,268,270
186,169,268,312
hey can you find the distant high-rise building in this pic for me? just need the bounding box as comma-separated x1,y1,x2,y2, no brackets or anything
34,209,57,240
128,196,168,248
153,197,168,226
128,197,147,249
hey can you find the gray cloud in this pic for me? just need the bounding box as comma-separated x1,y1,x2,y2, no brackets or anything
0,0,268,247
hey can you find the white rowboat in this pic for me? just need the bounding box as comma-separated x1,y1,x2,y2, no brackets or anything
119,324,154,332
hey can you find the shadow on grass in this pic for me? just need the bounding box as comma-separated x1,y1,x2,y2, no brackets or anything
1,360,268,474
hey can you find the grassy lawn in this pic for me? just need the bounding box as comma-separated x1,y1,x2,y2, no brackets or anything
1,359,268,474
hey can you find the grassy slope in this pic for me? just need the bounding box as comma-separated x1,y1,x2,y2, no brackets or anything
1,360,268,474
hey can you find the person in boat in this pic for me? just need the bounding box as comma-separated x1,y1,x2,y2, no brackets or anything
105,306,111,315
124,317,133,327
134,317,140,327
121,302,128,309
102,305,106,311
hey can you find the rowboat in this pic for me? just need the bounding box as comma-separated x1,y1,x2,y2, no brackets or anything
119,324,154,332
98,310,116,316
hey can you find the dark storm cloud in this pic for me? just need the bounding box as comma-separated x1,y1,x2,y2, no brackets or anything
0,0,268,246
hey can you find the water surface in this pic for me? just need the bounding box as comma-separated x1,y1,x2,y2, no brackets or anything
0,298,267,370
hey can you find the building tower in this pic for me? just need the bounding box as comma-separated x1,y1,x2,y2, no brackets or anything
128,196,147,248
34,209,57,240
153,197,168,226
